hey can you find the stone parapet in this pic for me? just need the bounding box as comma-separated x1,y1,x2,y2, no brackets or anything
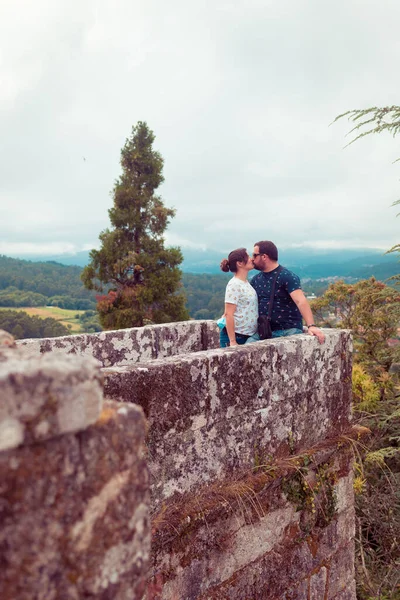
0,331,150,600
17,320,220,367
103,330,352,506
0,351,103,451
3,323,356,599
0,400,150,600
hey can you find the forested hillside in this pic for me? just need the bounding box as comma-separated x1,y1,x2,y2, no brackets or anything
181,273,229,319
0,255,231,319
0,309,70,339
294,259,399,280
1,254,398,323
0,255,96,309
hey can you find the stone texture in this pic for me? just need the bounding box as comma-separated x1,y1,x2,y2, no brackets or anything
104,330,352,506
17,319,220,366
0,400,150,600
330,579,357,600
3,321,356,599
151,451,355,600
327,540,356,599
0,352,103,450
283,579,309,599
309,566,327,599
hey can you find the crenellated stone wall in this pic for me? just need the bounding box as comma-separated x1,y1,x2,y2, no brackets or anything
3,322,357,599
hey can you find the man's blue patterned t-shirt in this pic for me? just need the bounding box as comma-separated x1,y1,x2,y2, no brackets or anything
250,266,303,331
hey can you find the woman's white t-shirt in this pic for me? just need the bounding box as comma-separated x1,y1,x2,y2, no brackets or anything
225,277,258,336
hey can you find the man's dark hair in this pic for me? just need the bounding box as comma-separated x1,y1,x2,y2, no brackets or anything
255,241,278,261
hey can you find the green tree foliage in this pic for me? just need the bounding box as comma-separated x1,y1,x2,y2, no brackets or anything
81,122,188,329
311,278,400,374
334,108,400,598
351,363,380,412
0,310,70,339
334,105,400,284
0,287,47,307
0,256,96,309
182,273,230,320
47,296,94,310
334,106,400,147
312,280,400,599
77,310,102,334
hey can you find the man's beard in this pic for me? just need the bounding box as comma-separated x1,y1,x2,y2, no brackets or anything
253,264,263,271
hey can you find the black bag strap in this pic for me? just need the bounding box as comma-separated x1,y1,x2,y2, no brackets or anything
267,266,282,320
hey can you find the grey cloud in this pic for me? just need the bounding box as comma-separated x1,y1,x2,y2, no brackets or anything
0,0,399,257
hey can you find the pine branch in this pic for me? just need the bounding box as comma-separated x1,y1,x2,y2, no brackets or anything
333,105,400,148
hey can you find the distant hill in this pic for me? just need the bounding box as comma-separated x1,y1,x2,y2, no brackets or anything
289,258,399,280
0,255,96,310
180,247,399,276
6,246,399,277
0,250,398,323
5,250,93,268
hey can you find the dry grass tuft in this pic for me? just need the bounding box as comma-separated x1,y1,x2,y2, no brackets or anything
151,425,369,552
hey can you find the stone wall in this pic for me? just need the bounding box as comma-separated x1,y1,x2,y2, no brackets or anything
0,338,149,600
18,320,219,367
149,449,356,600
103,330,352,505
102,327,356,599
8,323,357,599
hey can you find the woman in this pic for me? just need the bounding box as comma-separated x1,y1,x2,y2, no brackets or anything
219,248,258,347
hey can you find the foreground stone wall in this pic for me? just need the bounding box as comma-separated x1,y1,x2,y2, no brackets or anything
0,340,149,600
8,324,356,599
102,328,357,599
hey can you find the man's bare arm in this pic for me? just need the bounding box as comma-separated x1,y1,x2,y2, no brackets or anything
290,289,325,344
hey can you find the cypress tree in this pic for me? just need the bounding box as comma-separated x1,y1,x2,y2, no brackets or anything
81,121,188,329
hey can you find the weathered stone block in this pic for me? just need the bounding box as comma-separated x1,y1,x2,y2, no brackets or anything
282,578,309,600
327,540,356,599
197,541,314,599
309,566,327,599
156,503,301,599
0,401,150,600
335,470,354,513
329,578,357,600
150,446,355,600
104,331,350,425
0,353,103,450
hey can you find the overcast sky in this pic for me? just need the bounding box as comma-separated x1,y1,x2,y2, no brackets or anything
1,0,399,259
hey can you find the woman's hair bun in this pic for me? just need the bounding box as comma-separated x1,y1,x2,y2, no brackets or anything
220,258,230,272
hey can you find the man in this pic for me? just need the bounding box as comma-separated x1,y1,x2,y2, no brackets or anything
251,240,325,344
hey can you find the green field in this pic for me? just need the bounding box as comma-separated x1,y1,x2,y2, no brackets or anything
0,306,85,333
